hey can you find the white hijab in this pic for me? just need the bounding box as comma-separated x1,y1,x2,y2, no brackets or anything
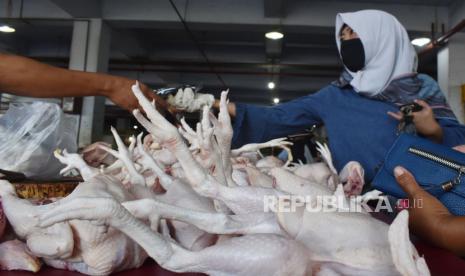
335,10,418,96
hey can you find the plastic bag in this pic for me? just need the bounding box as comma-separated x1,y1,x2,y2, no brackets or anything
0,101,77,180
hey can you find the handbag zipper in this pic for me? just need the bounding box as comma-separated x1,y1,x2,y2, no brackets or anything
408,147,465,191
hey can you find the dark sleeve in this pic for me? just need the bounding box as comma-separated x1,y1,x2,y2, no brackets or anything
438,118,465,147
231,90,328,148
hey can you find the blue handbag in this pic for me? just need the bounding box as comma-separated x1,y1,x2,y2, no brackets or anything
372,133,465,216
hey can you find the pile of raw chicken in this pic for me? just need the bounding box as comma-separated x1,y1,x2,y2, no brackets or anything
0,83,430,276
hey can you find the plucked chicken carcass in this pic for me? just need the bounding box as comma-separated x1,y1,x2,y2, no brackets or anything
0,180,41,272
0,82,429,275
0,239,41,271
0,153,148,275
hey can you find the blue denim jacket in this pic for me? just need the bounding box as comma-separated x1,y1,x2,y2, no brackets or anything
232,82,465,182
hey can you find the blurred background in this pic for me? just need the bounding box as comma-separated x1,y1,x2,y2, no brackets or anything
0,0,463,145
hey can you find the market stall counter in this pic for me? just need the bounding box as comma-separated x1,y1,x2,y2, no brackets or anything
0,241,463,276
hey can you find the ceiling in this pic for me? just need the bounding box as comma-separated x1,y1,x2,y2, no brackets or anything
0,0,460,106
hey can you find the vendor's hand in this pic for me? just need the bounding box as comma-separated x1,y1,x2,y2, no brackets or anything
388,100,443,142
394,166,455,249
104,77,170,113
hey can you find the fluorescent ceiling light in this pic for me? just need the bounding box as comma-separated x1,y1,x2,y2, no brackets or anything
411,37,431,47
273,97,280,104
268,81,275,89
265,31,283,40
0,25,15,33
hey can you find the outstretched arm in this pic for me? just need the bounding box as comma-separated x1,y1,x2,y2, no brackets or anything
0,54,168,112
229,93,325,148
174,86,328,148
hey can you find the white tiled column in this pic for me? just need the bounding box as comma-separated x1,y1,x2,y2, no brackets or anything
437,1,465,123
69,19,111,147
437,34,465,123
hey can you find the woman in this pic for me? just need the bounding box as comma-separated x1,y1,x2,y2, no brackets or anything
214,9,465,182
227,9,465,256
226,9,465,256
170,9,465,256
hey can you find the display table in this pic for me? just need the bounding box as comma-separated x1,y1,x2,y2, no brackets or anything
416,241,465,275
0,240,463,275
1,183,463,275
0,260,201,276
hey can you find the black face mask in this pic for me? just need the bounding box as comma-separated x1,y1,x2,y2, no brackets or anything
340,38,365,72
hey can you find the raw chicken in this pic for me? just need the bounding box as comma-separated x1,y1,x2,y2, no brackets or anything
0,201,5,238
82,142,116,167
0,158,148,275
24,82,429,276
0,81,431,276
0,239,41,272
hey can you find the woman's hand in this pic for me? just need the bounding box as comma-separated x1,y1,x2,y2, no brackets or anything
212,99,237,117
388,100,443,142
411,100,443,141
395,166,465,256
